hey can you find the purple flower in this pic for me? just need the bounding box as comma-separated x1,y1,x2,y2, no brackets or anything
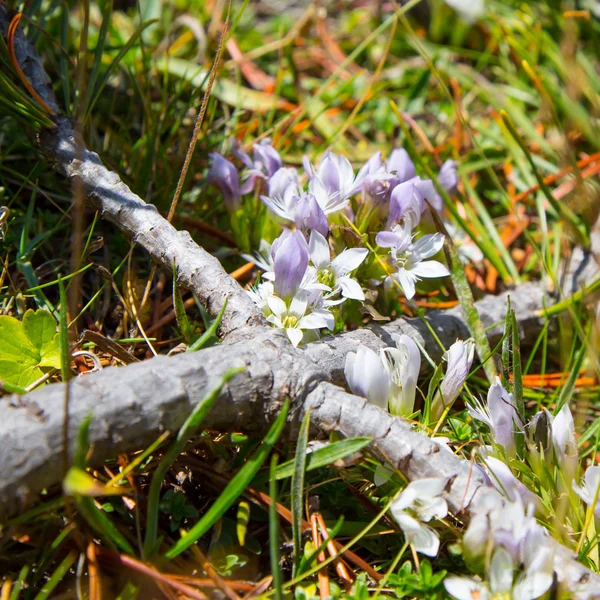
272,230,309,299
468,378,523,455
305,152,364,211
388,180,425,227
207,153,241,212
376,222,450,300
260,168,300,220
387,148,416,186
235,139,283,193
293,193,329,238
438,160,458,196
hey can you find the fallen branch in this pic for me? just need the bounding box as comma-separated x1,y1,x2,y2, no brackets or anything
1,6,600,595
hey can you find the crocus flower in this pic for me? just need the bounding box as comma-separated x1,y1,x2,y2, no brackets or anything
235,139,283,193
552,403,577,462
376,223,450,300
272,230,309,300
430,339,475,420
260,167,300,221
305,152,364,206
387,148,416,186
445,544,552,600
387,179,425,227
266,291,333,347
381,334,421,416
293,193,329,238
345,345,390,410
483,456,540,509
390,478,448,557
307,230,368,301
468,377,523,455
207,153,242,212
438,160,459,196
573,464,600,522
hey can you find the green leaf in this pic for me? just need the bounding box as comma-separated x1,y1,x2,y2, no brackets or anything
292,410,310,576
0,309,61,387
274,437,372,480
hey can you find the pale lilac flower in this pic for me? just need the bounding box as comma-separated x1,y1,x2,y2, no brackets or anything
376,223,449,300
463,488,540,568
272,230,309,300
307,231,368,301
483,456,540,509
387,148,416,186
207,153,242,212
445,544,552,600
468,377,523,455
438,160,458,196
390,478,448,557
293,193,328,238
552,403,577,462
573,465,600,522
360,149,416,205
305,152,364,206
388,179,425,227
345,345,390,410
260,167,300,221
431,340,475,420
235,139,283,193
381,334,421,416
266,291,333,347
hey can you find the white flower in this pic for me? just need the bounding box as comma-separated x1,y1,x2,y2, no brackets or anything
242,239,274,275
380,334,421,417
444,0,485,23
573,465,600,522
390,478,448,557
431,339,475,420
445,544,551,600
552,403,577,462
483,456,540,509
260,167,300,220
247,281,276,315
265,291,333,347
345,345,390,410
468,377,522,455
307,230,368,301
376,222,449,300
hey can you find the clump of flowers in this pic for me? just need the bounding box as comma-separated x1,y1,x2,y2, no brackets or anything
209,143,463,347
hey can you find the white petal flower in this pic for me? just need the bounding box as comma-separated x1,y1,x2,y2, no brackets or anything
444,0,485,23
444,576,490,600
381,334,421,417
573,465,600,521
390,477,448,557
377,225,449,300
552,403,577,461
307,230,368,301
264,290,333,347
344,345,390,410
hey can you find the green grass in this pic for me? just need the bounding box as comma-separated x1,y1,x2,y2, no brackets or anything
0,0,599,598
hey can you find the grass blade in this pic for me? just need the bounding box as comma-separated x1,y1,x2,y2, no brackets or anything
274,437,372,480
164,398,290,558
144,367,243,555
292,409,310,576
269,454,284,600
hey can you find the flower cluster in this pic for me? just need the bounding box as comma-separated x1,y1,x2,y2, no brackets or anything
209,142,462,346
447,490,554,600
